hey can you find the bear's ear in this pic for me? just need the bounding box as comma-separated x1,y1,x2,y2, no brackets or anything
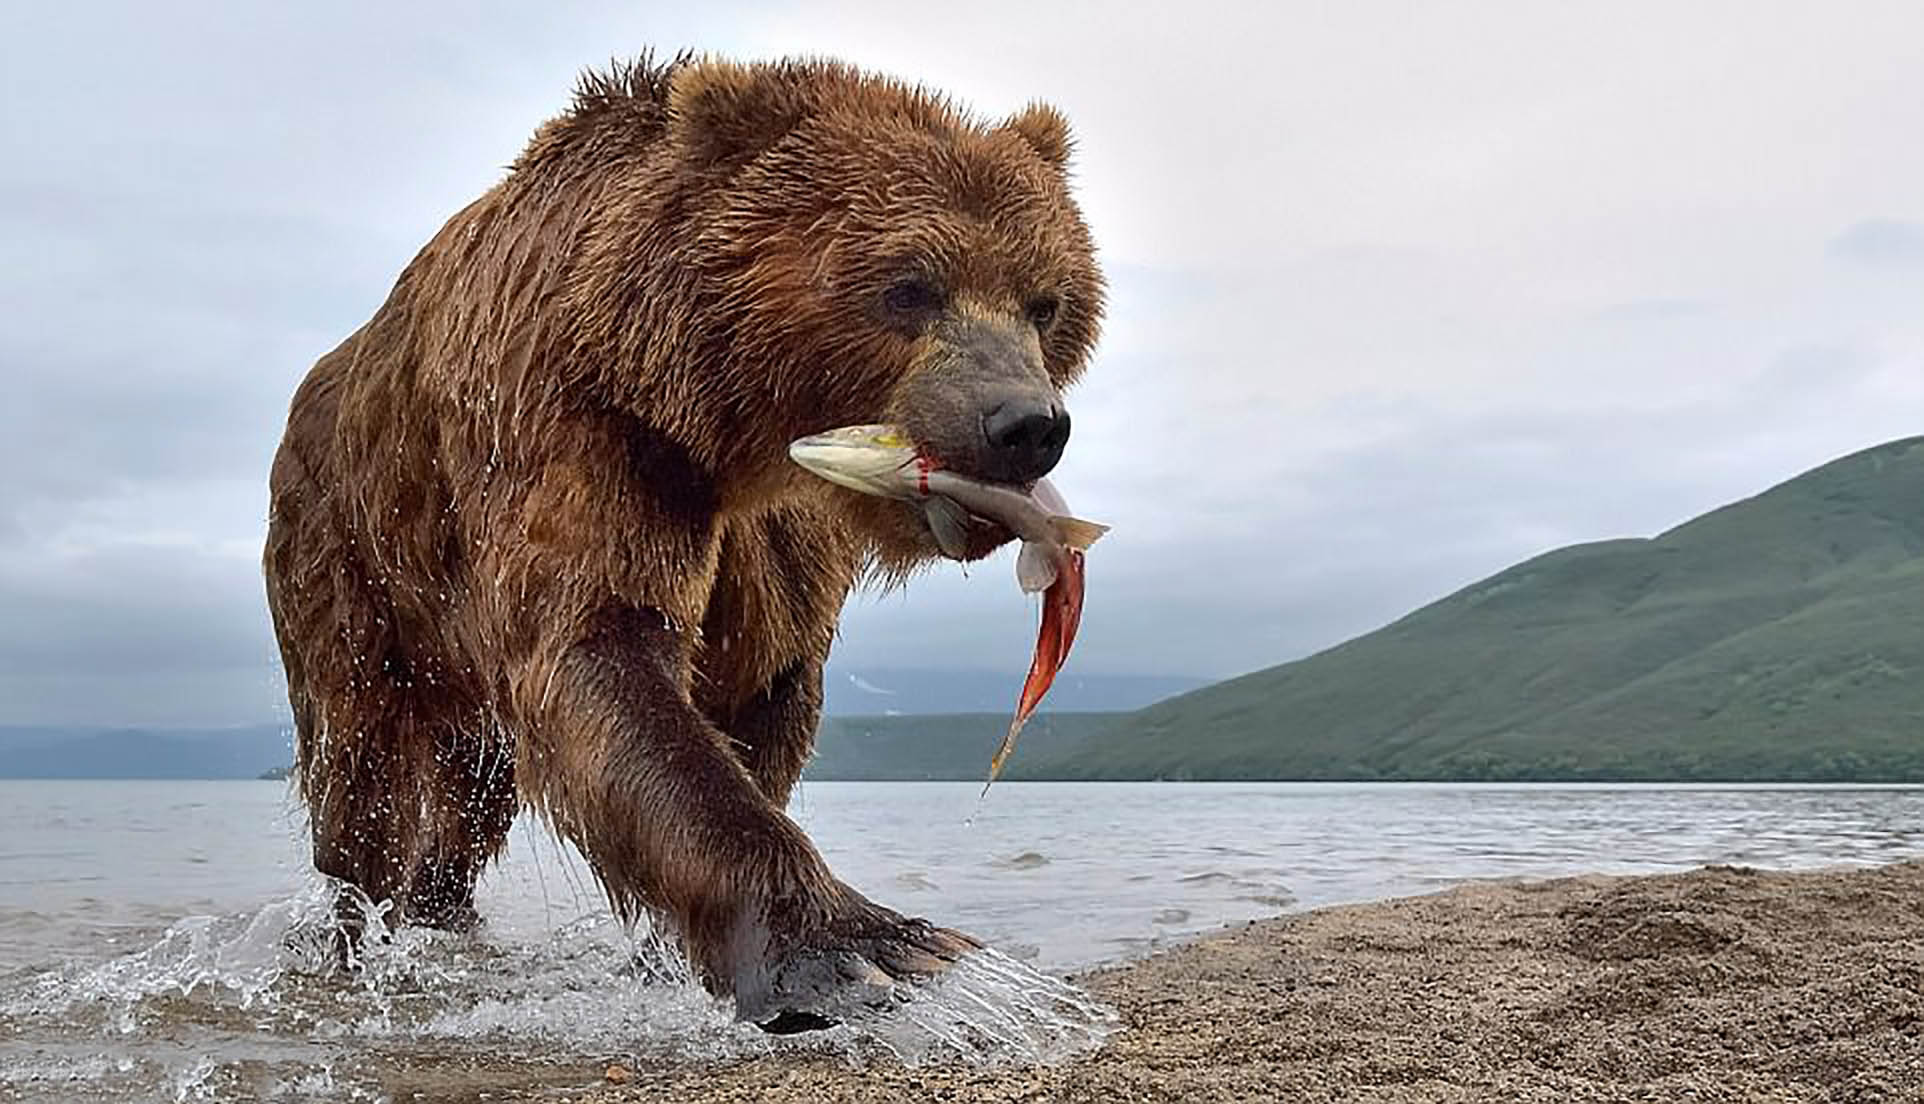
666,59,817,170
1001,102,1074,170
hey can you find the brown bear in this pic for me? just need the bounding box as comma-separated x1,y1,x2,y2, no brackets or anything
262,53,1103,1027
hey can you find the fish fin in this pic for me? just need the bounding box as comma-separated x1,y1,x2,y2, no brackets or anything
1047,515,1110,551
1016,541,1058,593
924,495,973,559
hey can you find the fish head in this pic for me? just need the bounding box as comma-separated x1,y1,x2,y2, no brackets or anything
786,426,918,498
785,424,1004,565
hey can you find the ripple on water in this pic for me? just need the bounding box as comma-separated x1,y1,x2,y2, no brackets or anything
0,878,1117,1101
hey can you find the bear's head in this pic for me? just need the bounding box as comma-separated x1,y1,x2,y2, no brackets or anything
570,57,1104,565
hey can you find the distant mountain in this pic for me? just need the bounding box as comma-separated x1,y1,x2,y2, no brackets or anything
821,668,1208,715
0,666,1193,781
0,725,291,780
0,716,1110,784
1042,437,1924,782
803,712,1121,781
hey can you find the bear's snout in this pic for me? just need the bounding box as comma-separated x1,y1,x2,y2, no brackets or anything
895,314,1070,486
981,395,1070,484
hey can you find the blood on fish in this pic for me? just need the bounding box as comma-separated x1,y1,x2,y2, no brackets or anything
982,547,1085,797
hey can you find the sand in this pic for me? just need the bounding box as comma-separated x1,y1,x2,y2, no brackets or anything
401,860,1924,1102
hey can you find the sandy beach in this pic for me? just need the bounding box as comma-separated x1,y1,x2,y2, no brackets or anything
386,860,1924,1103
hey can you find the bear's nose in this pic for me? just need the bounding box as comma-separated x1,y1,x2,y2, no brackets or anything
981,398,1071,483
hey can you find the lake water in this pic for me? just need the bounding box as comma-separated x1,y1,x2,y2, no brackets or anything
3,780,1922,1101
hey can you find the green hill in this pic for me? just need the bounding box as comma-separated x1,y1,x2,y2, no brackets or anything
1040,437,1924,782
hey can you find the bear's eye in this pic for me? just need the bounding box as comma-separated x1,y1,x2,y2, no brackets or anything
1025,295,1061,331
882,278,944,318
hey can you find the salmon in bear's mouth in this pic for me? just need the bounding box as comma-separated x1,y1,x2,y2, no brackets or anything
788,425,1108,793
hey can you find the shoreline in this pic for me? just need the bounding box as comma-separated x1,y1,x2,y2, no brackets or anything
497,858,1924,1103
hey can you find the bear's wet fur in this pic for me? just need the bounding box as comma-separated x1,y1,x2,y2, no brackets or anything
263,52,1103,1024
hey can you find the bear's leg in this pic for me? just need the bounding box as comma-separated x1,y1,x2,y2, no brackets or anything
727,658,823,809
693,508,842,809
297,691,512,939
404,724,518,932
296,702,426,946
526,603,976,1024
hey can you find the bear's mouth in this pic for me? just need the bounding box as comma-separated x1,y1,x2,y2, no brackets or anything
910,495,1014,561
903,448,1024,561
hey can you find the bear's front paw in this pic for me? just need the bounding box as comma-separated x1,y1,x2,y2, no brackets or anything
742,902,981,1031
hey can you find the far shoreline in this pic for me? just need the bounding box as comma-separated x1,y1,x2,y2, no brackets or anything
9,774,1924,787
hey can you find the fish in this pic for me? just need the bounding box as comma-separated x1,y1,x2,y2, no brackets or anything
788,424,1108,795
787,425,1108,591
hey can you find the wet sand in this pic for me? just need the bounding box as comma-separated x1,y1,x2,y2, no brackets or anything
408,860,1924,1102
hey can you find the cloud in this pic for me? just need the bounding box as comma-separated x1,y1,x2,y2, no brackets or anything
1593,299,1713,323
0,540,285,725
1829,218,1924,266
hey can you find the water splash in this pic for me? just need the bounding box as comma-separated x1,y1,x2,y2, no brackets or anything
2,877,1116,1101
165,1056,220,1103
855,947,1119,1066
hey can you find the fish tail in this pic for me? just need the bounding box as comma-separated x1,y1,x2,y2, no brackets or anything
1047,515,1110,550
980,720,1022,798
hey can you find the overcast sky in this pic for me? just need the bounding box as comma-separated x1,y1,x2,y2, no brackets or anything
5,2,1922,726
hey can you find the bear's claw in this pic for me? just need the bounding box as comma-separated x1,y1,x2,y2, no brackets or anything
739,912,981,1029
